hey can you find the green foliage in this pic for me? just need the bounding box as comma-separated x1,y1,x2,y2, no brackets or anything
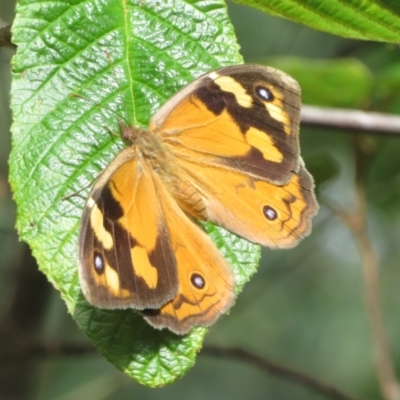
9,0,260,387
234,0,400,42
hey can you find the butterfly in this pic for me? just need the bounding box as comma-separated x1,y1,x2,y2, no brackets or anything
78,64,319,335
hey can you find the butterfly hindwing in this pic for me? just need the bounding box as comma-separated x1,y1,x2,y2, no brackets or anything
142,172,235,334
173,155,317,248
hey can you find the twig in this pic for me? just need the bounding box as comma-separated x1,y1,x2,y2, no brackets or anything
202,346,361,400
0,343,95,367
353,192,400,400
326,138,400,400
0,25,14,48
352,139,400,400
301,105,400,135
2,341,360,400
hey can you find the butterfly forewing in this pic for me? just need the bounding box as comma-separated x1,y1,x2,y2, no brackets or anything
150,65,302,185
78,148,178,309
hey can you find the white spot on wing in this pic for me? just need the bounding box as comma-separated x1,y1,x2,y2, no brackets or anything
87,197,95,208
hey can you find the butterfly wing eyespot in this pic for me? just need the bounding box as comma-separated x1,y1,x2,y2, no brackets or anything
93,251,106,274
263,206,278,221
255,86,274,102
190,272,206,289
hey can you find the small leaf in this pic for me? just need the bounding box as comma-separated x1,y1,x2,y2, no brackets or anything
234,0,400,43
10,0,259,386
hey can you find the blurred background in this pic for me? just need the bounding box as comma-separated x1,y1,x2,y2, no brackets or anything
1,1,400,399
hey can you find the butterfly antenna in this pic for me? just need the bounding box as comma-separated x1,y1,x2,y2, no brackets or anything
62,178,96,201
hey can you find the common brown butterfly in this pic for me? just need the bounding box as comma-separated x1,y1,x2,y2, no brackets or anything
78,65,318,334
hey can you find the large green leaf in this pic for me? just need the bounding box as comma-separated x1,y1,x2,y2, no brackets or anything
234,0,400,42
9,0,260,387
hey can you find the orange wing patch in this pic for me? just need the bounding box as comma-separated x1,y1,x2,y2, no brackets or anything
153,96,251,158
143,173,235,334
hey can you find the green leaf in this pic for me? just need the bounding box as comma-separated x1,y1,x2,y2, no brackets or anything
374,64,400,113
233,0,400,43
9,0,260,387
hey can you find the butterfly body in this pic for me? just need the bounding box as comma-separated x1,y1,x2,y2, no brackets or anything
78,65,318,334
